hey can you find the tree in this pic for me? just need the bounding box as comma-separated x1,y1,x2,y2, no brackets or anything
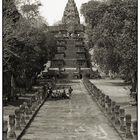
81,0,137,90
3,0,57,93
15,0,47,27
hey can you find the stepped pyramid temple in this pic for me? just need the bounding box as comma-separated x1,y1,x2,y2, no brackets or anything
47,0,92,78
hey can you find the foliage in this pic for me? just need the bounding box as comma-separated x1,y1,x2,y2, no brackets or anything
81,0,137,88
3,0,57,90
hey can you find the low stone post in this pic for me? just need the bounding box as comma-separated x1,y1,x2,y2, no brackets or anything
32,95,36,103
101,94,105,108
95,88,98,99
7,115,16,139
107,98,112,115
119,109,125,131
39,89,43,101
115,105,120,125
96,89,100,101
132,121,137,136
25,106,30,120
125,114,133,138
98,92,102,105
27,99,32,115
105,96,109,112
91,85,95,96
24,102,30,120
42,85,46,99
111,101,116,120
3,120,8,140
36,92,40,105
88,82,92,91
33,93,38,108
31,102,36,112
15,109,21,130
90,84,94,95
20,105,26,125
39,91,42,104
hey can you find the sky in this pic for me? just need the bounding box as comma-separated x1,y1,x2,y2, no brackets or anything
39,0,90,25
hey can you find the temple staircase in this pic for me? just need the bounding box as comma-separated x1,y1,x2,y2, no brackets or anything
64,39,77,68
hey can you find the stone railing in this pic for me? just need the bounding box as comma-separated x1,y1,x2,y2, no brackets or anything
82,77,137,140
3,86,48,140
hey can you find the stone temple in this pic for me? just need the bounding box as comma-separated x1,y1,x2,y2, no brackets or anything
47,0,91,78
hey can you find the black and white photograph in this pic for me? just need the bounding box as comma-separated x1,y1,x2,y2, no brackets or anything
3,0,137,139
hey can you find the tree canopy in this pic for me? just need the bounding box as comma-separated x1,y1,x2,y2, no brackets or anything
81,0,137,88
3,0,57,90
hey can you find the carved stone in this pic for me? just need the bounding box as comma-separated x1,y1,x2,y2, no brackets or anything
20,105,26,125
15,109,21,130
119,109,125,131
114,105,120,125
125,114,133,138
111,101,116,120
3,120,8,140
7,115,16,139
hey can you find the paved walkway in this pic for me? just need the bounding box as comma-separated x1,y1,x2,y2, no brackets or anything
21,80,122,140
90,79,137,121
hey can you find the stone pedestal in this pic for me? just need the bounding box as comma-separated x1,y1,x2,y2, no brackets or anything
105,96,109,112
24,102,30,120
119,109,125,131
32,95,36,102
133,121,137,135
31,102,36,111
114,105,120,125
15,109,21,130
20,105,26,125
3,120,8,140
111,101,116,120
125,114,133,138
101,94,105,108
27,99,32,115
97,89,101,101
99,92,102,105
42,85,47,99
7,115,16,139
107,98,112,115
36,92,40,105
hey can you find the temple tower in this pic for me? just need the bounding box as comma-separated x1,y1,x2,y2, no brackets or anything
62,0,80,24
47,0,91,78
62,0,80,33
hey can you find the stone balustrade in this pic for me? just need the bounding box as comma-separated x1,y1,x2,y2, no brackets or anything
4,86,48,140
82,77,136,139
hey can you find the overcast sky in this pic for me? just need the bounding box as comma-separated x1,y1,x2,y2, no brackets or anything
39,0,90,25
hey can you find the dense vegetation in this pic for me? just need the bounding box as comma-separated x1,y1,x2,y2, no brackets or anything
81,0,137,90
3,0,56,94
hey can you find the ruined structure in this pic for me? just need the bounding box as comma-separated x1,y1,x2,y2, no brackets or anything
47,0,91,78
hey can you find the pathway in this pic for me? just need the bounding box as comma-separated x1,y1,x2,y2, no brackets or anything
21,80,122,140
